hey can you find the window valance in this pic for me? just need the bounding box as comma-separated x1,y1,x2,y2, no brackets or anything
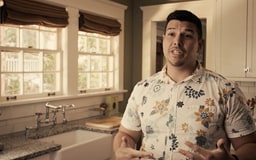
0,0,68,28
79,12,121,36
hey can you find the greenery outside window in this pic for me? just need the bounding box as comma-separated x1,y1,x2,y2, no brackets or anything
0,24,61,100
78,32,115,92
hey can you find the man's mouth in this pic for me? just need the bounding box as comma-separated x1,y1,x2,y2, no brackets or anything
170,48,183,55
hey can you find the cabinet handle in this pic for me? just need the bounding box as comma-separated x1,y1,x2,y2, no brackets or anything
244,67,249,72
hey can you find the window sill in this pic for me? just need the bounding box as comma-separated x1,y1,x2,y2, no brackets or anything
0,90,128,108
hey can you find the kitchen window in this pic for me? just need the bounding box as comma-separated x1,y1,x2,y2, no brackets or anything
0,24,62,100
78,32,115,92
77,12,121,93
0,0,126,106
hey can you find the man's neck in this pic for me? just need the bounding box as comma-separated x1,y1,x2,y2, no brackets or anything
166,62,197,83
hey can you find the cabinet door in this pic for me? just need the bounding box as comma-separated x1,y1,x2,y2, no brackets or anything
246,0,256,78
218,0,247,78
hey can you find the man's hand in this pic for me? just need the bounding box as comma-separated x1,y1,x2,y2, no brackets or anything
178,138,235,160
115,136,155,160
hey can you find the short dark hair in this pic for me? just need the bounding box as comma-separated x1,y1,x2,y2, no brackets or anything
165,10,202,39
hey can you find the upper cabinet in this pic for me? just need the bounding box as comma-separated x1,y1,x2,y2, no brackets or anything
216,0,256,81
246,0,256,78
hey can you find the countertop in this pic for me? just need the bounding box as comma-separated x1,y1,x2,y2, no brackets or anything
0,134,61,160
0,116,119,160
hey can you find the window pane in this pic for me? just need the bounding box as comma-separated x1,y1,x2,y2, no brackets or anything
102,72,107,88
40,31,57,50
24,52,42,72
21,25,39,29
44,53,58,71
90,73,100,89
102,56,108,71
91,56,102,71
1,73,22,96
40,26,56,32
108,56,113,71
78,55,90,71
87,36,96,53
1,51,23,72
21,29,38,48
78,36,87,52
99,38,110,54
0,26,18,47
24,73,41,94
43,73,59,92
78,73,88,90
108,72,113,88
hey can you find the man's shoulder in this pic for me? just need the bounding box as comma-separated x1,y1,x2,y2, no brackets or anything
135,71,164,88
202,68,235,85
204,68,226,78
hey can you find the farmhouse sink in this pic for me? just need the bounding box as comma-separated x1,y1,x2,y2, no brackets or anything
38,129,113,160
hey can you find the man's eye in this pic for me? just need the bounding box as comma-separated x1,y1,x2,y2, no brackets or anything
167,32,175,36
184,34,193,38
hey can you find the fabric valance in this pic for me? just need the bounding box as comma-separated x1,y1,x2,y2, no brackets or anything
0,0,68,28
79,12,121,36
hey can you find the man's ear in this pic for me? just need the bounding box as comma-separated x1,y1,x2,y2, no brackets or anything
197,39,204,53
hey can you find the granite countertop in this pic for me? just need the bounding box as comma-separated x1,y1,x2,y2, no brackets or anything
0,117,119,160
0,135,61,160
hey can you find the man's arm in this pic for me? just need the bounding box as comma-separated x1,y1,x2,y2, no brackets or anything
231,132,256,160
113,125,142,151
113,125,154,160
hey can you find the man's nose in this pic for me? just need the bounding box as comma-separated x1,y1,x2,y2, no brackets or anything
173,35,182,46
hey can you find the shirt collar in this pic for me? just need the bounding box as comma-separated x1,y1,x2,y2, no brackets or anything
161,62,204,84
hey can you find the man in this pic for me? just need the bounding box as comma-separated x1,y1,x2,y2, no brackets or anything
113,10,256,160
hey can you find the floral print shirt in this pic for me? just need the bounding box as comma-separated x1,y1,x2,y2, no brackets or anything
121,64,256,160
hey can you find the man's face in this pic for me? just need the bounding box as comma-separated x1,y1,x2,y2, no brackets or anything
162,20,202,67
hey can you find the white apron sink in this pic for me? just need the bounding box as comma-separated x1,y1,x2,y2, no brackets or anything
38,129,113,160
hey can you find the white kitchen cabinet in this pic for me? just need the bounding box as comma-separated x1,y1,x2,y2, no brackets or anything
246,0,256,78
216,0,256,81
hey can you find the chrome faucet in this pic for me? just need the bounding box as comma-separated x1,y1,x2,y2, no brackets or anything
35,112,43,129
45,102,62,122
34,103,75,129
34,103,60,129
61,104,75,124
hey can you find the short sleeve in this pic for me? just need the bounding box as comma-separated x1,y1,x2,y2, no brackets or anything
121,83,142,131
225,83,256,138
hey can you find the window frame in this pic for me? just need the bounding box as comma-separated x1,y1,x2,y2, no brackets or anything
0,24,63,101
77,32,117,92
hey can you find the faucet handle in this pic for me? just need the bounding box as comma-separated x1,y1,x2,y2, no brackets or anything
62,104,75,108
35,112,43,121
25,126,33,139
35,112,43,116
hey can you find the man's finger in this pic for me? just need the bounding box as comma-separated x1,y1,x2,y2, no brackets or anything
216,138,229,153
130,150,154,159
184,141,208,157
120,136,128,148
